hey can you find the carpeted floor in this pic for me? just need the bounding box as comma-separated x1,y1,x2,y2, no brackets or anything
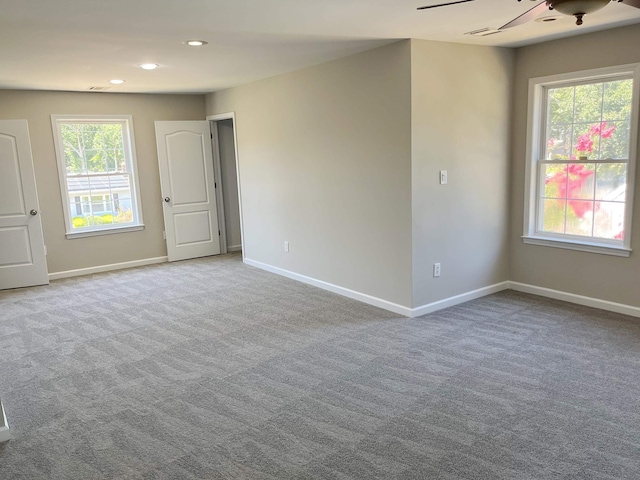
1,253,640,479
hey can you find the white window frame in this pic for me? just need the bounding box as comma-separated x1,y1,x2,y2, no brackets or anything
51,115,144,239
523,64,640,257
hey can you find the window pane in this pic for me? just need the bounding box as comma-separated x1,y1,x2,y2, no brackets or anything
574,83,603,124
543,164,567,198
566,163,595,200
599,121,629,160
572,124,600,160
541,199,566,233
109,174,134,224
566,201,594,236
92,197,105,213
60,124,84,173
545,125,572,160
547,86,574,125
603,79,632,123
596,163,627,201
594,201,625,240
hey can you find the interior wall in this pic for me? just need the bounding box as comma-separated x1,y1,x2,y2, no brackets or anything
411,39,514,307
206,40,414,308
0,90,205,274
511,24,640,307
217,119,242,251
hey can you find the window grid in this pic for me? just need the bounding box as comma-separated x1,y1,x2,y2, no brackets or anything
52,115,143,236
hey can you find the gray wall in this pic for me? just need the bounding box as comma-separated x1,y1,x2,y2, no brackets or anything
411,40,514,307
510,24,640,307
0,90,205,274
217,119,242,251
206,41,414,308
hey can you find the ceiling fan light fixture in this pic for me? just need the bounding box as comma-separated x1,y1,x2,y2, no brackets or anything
549,0,610,24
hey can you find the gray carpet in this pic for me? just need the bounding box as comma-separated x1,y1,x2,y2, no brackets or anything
1,253,640,479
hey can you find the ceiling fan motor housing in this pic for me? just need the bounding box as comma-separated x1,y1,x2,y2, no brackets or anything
549,0,611,24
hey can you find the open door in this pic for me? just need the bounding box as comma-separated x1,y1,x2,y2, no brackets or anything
0,120,48,290
0,397,9,442
155,121,221,262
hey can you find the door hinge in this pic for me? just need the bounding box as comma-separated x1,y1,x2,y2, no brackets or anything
214,182,217,188
218,230,221,236
211,133,213,139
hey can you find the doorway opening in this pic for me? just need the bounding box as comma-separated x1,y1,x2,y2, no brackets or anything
208,113,244,258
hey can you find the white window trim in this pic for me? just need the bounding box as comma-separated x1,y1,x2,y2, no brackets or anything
51,114,145,239
523,64,640,257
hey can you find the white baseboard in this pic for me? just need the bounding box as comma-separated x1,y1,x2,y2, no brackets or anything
412,281,511,318
227,245,242,252
48,255,640,320
509,281,640,318
243,258,415,317
49,256,168,281
243,259,514,318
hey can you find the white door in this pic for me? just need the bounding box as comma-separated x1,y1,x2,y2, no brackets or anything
0,120,48,290
155,121,221,262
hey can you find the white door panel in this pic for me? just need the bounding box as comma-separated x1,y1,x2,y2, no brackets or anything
166,131,209,206
0,227,33,265
0,120,49,290
0,137,27,216
155,121,221,262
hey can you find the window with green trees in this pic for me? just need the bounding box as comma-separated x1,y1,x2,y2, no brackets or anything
52,115,143,236
524,65,639,256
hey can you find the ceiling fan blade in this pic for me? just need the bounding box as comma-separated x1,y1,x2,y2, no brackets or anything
417,0,475,10
620,0,640,8
499,1,550,29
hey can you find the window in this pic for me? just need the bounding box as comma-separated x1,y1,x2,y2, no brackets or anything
523,65,640,257
51,115,144,238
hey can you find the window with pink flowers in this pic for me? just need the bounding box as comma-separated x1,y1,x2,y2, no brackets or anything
524,65,640,256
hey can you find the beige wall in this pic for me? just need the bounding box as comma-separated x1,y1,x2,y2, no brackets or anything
206,41,414,307
510,24,640,307
0,90,205,274
411,39,514,307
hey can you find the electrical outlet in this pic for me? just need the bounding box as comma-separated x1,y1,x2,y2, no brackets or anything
439,170,448,185
433,263,441,278
284,241,289,252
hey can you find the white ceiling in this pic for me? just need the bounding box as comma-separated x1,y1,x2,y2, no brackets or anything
1,0,639,94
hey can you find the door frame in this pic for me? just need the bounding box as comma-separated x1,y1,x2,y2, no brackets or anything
207,112,244,260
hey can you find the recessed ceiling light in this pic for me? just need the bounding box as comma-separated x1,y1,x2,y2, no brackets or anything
138,63,159,70
185,40,208,46
109,79,125,85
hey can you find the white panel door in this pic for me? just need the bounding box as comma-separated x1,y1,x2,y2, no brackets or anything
155,121,221,262
0,120,48,289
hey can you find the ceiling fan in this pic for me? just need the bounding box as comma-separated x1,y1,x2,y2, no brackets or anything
418,0,640,29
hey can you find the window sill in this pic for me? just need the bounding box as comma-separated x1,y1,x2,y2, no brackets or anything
522,236,631,257
65,224,145,239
